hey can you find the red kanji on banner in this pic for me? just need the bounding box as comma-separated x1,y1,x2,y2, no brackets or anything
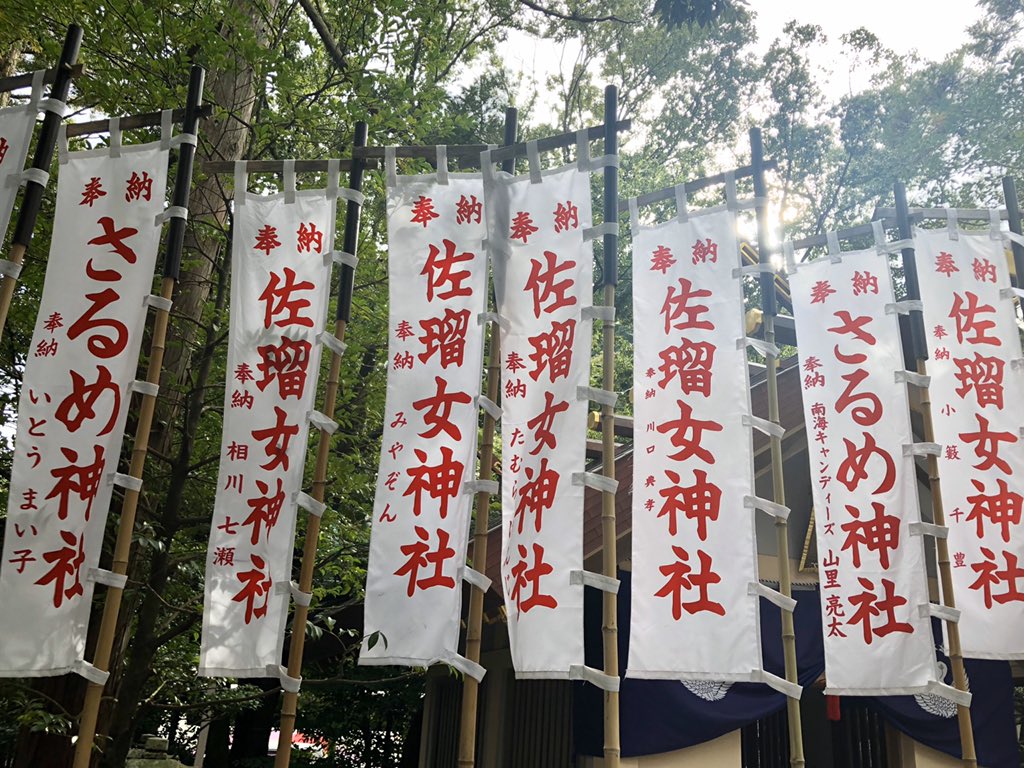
394,526,456,596
412,376,472,439
553,200,579,232
35,530,85,608
254,225,281,255
836,432,895,494
513,458,559,534
411,196,440,227
936,252,958,276
949,291,1000,346
825,594,847,638
213,546,235,566
509,543,557,612
655,547,725,619
46,445,105,522
524,250,577,317
810,280,836,304
656,400,723,464
505,378,526,399
227,441,249,460
297,222,324,253
526,391,569,454
421,239,473,301
960,413,1016,473
456,194,482,225
396,320,415,340
259,267,314,329
660,277,713,334
803,356,825,389
657,339,715,395
651,245,676,274
506,351,527,373
691,238,717,264
0,136,8,165
124,171,153,202
418,308,470,368
231,389,254,409
966,478,1022,543
233,554,272,624
54,365,121,436
80,177,106,206
969,548,1024,608
972,258,997,283
527,319,576,383
43,312,63,332
242,477,285,545
953,353,1004,409
255,336,312,399
657,468,721,540
251,406,299,471
851,271,879,295
841,501,900,569
847,577,913,644
510,211,539,242
403,446,464,519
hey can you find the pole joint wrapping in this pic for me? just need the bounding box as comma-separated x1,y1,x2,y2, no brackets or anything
570,570,621,594
476,395,501,421
267,665,302,693
743,414,785,439
744,495,790,520
909,521,949,539
572,471,619,494
111,472,143,493
749,581,797,612
306,410,339,435
919,602,961,623
317,330,347,357
294,491,326,519
577,385,618,407
73,659,110,687
462,566,491,592
903,442,942,457
0,260,23,280
129,379,160,398
87,567,128,589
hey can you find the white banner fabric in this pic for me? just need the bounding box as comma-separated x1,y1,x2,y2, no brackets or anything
0,73,43,244
627,209,765,682
913,227,1024,659
0,141,168,675
792,249,938,694
200,186,336,677
487,163,593,677
359,172,488,671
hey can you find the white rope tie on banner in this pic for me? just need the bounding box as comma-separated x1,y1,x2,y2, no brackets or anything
928,680,972,707
570,570,621,594
73,659,111,687
17,168,50,188
479,148,494,183
581,305,616,322
0,260,23,280
577,385,618,407
989,207,1002,240
909,521,949,539
325,157,340,199
234,160,248,207
37,97,68,119
462,566,491,592
572,472,619,494
289,581,313,607
58,123,69,165
569,664,621,692
894,370,930,388
28,69,45,111
170,133,198,149
743,414,786,439
463,479,499,495
329,250,359,269
154,206,188,226
336,187,365,205
295,490,327,519
384,146,397,187
160,109,173,150
317,330,347,357
733,263,775,278
435,651,487,682
946,207,960,241
575,129,591,171
587,154,620,170
435,145,449,185
477,311,510,330
1004,231,1024,249
724,170,738,211
999,287,1024,304
129,380,160,398
827,231,842,263
738,337,780,358
476,394,501,421
627,197,640,233
283,158,296,204
744,495,790,520
903,442,942,457
756,670,802,699
87,567,128,590
583,222,619,241
307,410,339,435
268,665,303,693
748,582,797,613
675,184,689,222
884,299,923,316
526,140,543,184
108,117,122,158
111,472,143,493
144,294,174,313
919,602,961,623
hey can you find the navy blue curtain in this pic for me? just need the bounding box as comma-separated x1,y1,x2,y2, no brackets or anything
573,571,1017,766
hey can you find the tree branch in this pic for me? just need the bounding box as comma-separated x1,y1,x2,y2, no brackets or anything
297,0,348,71
518,0,637,24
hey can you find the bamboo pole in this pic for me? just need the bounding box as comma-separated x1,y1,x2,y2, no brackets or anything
456,107,517,768
749,127,805,767
0,24,82,344
601,83,621,768
893,182,977,767
273,121,368,768
73,64,206,768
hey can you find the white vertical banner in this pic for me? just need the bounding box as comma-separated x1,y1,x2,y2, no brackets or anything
913,225,1024,659
359,158,488,675
627,209,769,684
0,71,45,243
791,249,940,695
0,137,168,675
486,157,593,678
200,173,336,677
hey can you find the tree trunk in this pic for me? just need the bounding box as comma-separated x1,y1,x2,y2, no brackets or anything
228,680,278,765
